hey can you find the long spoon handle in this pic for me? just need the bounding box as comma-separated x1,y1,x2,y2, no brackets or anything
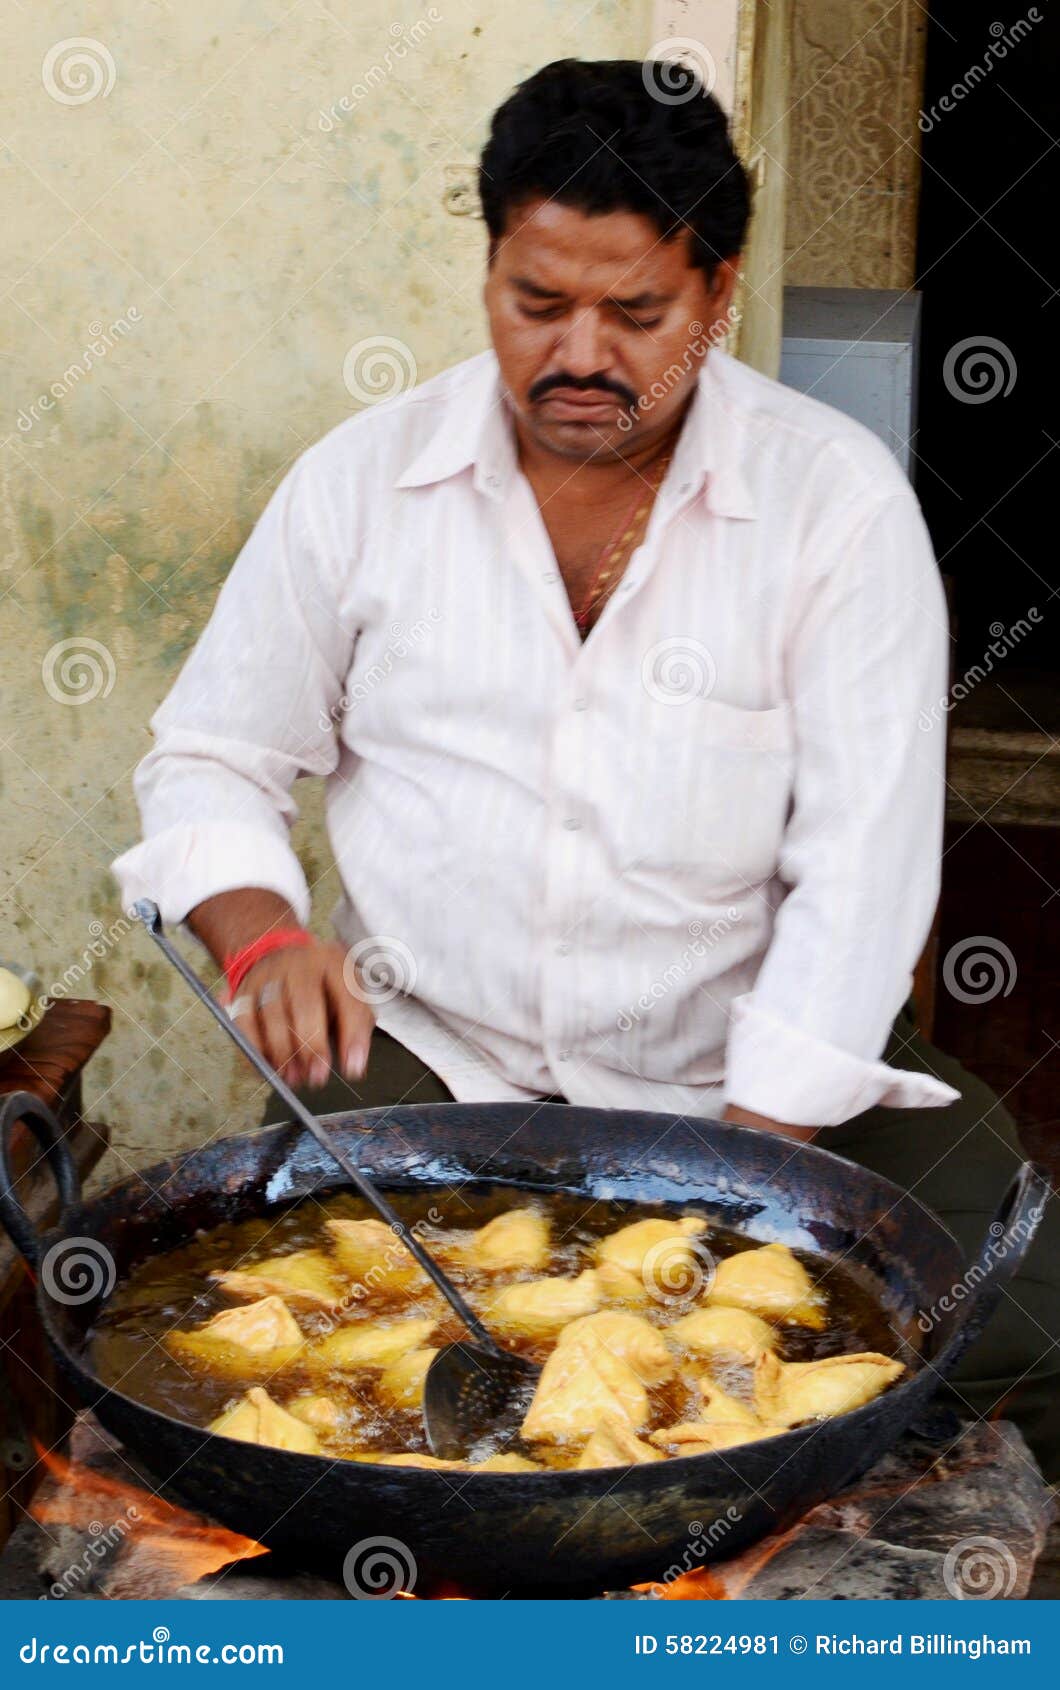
133,901,501,1355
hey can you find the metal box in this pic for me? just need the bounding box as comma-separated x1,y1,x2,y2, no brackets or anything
780,287,921,477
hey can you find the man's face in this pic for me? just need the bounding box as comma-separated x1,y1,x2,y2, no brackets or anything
484,198,738,460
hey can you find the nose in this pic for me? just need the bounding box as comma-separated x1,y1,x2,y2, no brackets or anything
555,307,609,379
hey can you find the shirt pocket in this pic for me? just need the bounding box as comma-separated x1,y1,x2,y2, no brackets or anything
616,698,796,890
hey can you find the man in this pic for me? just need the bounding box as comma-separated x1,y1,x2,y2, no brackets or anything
114,60,1058,1473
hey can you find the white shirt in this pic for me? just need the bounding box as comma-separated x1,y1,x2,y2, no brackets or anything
113,349,959,1125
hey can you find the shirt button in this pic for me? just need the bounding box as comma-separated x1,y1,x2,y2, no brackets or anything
680,480,692,494
556,941,571,956
562,816,582,831
572,696,588,712
485,472,500,489
543,570,558,583
557,1050,572,1062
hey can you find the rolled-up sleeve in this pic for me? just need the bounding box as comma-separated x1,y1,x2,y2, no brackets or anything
112,456,355,926
723,488,960,1126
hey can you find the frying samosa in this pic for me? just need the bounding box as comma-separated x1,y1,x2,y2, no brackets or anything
649,1420,778,1456
486,1269,602,1336
209,1386,322,1455
375,1346,438,1410
326,1218,428,1297
472,1453,542,1472
307,1316,437,1373
576,1412,663,1469
376,1452,464,1470
754,1350,904,1427
212,1248,343,1310
167,1295,304,1378
667,1305,776,1364
709,1243,825,1329
694,1381,762,1428
594,1261,651,1305
285,1392,347,1434
459,1209,550,1272
556,1309,675,1387
596,1216,706,1279
521,1342,648,1442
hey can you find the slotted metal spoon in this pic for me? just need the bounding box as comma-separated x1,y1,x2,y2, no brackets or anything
134,901,539,1459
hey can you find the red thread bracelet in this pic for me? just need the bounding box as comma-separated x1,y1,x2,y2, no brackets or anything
224,929,312,997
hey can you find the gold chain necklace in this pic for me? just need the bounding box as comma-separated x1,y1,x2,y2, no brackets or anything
573,449,674,635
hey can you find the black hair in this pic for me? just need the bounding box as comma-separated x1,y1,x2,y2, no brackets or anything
479,59,751,277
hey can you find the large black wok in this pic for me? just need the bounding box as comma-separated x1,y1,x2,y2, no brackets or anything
0,1092,1045,1596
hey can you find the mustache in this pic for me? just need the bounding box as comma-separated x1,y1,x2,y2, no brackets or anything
528,371,638,410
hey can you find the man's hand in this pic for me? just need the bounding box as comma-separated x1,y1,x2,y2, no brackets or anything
187,888,374,1089
231,938,374,1089
722,1103,818,1144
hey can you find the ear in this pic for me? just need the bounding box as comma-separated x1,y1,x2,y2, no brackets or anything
708,258,741,309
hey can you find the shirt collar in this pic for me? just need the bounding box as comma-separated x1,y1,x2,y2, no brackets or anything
394,355,517,499
394,348,756,519
662,350,757,522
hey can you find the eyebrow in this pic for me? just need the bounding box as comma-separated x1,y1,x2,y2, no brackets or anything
510,277,675,310
511,276,566,300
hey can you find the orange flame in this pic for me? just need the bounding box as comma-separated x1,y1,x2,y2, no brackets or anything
633,1516,813,1600
32,1442,268,1597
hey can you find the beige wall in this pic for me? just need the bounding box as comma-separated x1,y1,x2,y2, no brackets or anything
1,1,649,1167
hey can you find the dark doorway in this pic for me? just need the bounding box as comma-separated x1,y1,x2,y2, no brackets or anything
915,0,1059,678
